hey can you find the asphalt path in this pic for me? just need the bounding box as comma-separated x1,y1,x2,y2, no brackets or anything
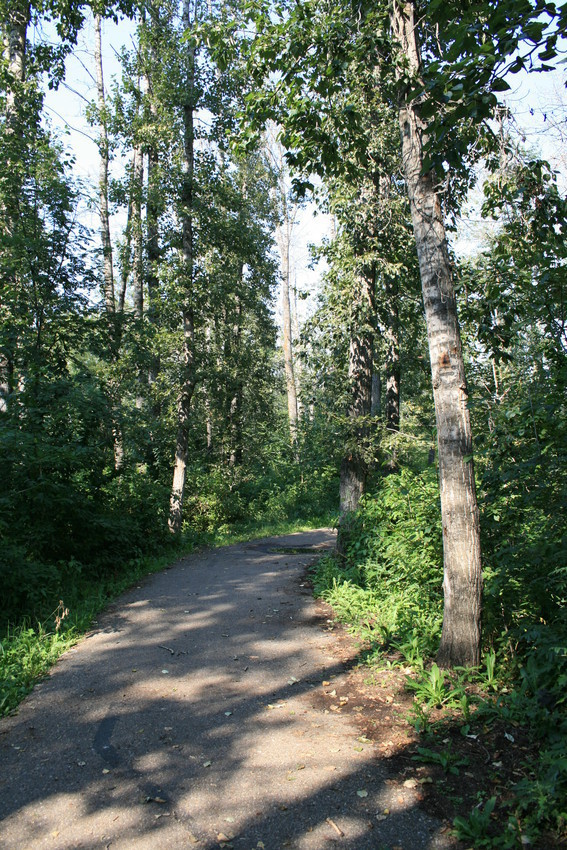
0,530,454,850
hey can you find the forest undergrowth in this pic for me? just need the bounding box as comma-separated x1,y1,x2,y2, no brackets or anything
312,460,567,849
0,451,338,718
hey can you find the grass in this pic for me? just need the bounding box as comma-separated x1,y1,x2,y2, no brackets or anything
310,550,567,848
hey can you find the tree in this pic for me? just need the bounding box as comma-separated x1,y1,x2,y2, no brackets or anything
390,2,482,666
238,0,565,665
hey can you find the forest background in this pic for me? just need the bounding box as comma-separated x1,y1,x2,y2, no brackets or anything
1,0,567,845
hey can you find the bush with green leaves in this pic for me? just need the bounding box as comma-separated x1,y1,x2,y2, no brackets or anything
313,465,443,659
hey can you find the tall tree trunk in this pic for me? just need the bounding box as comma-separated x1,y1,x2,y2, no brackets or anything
228,293,243,467
371,366,381,417
132,144,144,411
384,275,400,436
391,2,482,668
147,147,161,391
276,215,298,443
1,0,30,412
169,0,197,534
94,13,124,471
384,274,400,472
132,145,144,322
94,14,115,315
291,278,303,419
339,271,375,516
2,0,29,122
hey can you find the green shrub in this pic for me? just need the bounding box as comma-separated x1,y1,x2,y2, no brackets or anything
313,466,443,659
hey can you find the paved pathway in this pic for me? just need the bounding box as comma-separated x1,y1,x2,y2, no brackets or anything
0,530,453,849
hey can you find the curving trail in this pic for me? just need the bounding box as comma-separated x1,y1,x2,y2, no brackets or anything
0,530,454,850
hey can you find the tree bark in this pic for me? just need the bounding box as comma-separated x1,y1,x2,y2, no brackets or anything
391,2,482,667
94,14,115,315
276,214,299,443
147,146,161,391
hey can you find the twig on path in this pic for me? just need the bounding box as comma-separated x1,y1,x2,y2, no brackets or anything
326,818,344,837
158,644,188,656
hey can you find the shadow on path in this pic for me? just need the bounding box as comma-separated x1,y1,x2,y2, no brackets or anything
0,530,456,850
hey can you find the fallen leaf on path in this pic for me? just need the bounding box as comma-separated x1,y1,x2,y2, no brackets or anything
357,789,368,798
161,670,169,674
203,760,212,768
287,676,300,685
102,769,110,775
322,680,330,686
403,778,418,788
224,711,233,716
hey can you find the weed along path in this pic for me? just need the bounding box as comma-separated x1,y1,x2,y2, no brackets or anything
0,530,455,850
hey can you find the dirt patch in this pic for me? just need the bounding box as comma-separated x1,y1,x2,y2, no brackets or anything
311,595,566,849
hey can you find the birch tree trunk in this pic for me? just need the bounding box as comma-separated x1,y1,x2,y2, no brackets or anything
391,1,482,667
